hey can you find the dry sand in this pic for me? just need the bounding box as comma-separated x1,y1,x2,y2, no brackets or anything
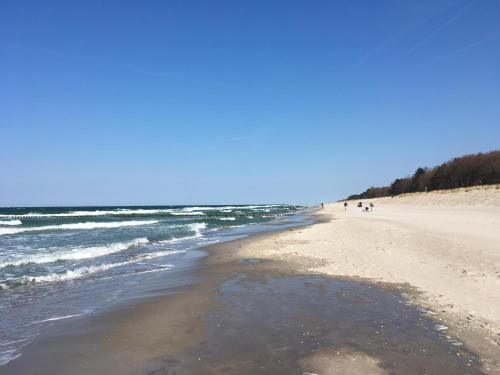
233,184,500,373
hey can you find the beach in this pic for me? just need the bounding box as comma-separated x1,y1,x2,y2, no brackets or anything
2,186,499,374
231,185,500,373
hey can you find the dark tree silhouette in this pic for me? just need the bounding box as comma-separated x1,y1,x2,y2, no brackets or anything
346,150,499,200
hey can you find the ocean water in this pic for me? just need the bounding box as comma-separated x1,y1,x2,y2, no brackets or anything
0,204,310,365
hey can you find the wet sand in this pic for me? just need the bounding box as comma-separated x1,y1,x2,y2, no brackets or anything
1,223,487,375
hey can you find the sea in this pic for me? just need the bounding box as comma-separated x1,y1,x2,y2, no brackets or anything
0,204,311,365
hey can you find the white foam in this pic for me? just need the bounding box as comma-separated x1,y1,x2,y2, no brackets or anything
0,237,149,268
0,220,22,226
169,211,206,216
0,350,22,366
21,262,129,283
181,205,282,212
5,250,182,287
0,205,288,219
138,250,185,260
184,222,207,238
181,206,225,212
188,222,207,233
0,209,175,218
162,222,208,243
0,220,159,236
127,266,173,275
24,314,84,326
434,324,448,331
98,265,174,281
218,217,236,221
0,339,29,347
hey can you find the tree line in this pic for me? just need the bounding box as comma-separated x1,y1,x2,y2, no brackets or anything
347,150,500,200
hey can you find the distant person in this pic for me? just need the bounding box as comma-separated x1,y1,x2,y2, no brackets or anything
365,206,370,212
344,201,348,210
370,202,374,211
321,203,324,209
357,202,363,208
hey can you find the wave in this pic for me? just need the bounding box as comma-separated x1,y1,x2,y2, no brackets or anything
169,211,206,216
16,263,131,284
188,222,207,234
0,205,290,219
160,222,207,243
181,206,230,212
0,220,159,236
218,217,236,221
0,339,30,347
0,207,256,218
181,205,283,212
1,250,183,288
0,350,21,366
99,266,173,281
0,209,176,218
0,220,22,226
0,238,149,268
24,314,85,326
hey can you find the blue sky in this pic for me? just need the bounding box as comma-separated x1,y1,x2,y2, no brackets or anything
1,0,499,206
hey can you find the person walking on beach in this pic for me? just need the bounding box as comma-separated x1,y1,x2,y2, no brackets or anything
344,201,348,210
370,202,374,211
321,203,324,209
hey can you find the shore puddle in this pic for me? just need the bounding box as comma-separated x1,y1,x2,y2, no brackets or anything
161,274,483,375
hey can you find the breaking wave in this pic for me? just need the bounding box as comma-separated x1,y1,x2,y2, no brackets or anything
1,250,183,288
0,220,159,236
169,211,206,216
0,209,175,218
160,222,207,243
0,220,22,226
0,238,150,268
181,205,282,212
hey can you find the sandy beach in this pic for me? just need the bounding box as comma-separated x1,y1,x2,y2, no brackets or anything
3,185,499,374
232,184,500,372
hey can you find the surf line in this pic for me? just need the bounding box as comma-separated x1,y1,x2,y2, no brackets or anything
0,213,296,220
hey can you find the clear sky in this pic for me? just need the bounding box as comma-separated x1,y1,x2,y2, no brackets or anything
1,0,499,206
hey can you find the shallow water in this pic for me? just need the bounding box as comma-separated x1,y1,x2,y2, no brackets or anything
158,274,483,374
0,204,311,366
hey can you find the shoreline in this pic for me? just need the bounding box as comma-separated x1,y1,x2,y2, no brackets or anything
2,220,485,374
2,187,499,374
0,214,318,374
0,207,313,367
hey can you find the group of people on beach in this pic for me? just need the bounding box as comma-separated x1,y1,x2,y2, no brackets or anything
343,201,374,212
320,201,375,212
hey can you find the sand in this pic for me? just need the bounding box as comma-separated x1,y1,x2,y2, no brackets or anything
231,184,500,373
